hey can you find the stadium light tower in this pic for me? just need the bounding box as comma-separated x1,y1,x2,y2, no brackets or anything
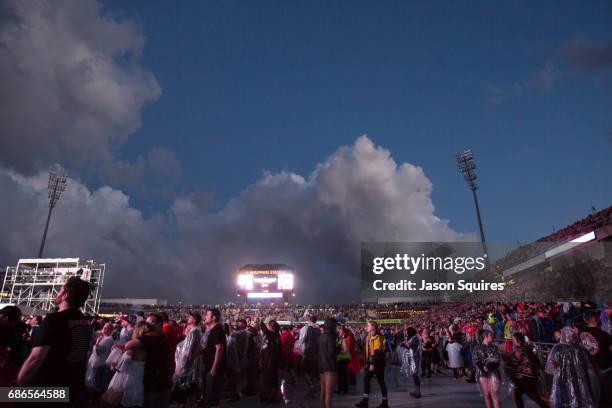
38,172,68,258
456,150,489,261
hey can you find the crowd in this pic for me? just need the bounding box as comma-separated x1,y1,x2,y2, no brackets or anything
1,276,611,408
490,206,612,273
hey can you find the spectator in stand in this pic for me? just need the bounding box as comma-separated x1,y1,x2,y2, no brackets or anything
319,317,337,408
356,321,388,408
202,308,226,408
580,310,612,372
17,276,93,407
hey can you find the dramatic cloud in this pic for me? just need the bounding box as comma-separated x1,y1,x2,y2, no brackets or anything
0,167,182,299
99,146,182,191
0,137,468,303
0,0,161,175
560,37,612,73
170,136,467,301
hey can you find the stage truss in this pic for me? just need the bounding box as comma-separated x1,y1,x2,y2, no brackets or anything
1,258,105,315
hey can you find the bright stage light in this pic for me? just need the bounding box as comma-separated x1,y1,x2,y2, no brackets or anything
277,273,294,290
237,274,253,290
247,292,283,299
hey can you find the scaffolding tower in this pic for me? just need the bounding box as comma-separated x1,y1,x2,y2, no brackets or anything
1,258,105,315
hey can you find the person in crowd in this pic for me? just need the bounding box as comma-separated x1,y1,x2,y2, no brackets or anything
355,321,388,408
17,276,93,407
202,308,226,408
473,329,501,408
579,310,612,371
11,319,30,370
28,315,42,341
259,318,282,403
243,322,260,396
173,311,202,408
504,314,514,353
234,319,249,389
495,314,505,340
88,322,114,395
0,320,19,387
319,317,337,408
280,324,296,385
545,326,598,408
160,312,178,374
119,315,136,344
106,321,148,408
0,305,22,329
300,315,320,395
0,306,24,370
399,326,421,399
346,326,362,387
336,325,350,395
431,330,442,374
123,313,172,408
224,322,241,403
505,332,549,408
445,332,464,380
420,331,433,378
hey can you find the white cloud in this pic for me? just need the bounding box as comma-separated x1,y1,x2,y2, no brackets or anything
0,0,161,174
0,137,469,302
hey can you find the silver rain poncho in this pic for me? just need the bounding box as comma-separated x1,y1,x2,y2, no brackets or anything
545,327,598,408
398,335,420,378
174,325,202,389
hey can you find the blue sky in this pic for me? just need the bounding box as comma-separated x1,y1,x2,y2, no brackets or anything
107,0,611,243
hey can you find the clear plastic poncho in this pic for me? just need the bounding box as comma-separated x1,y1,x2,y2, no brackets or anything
544,327,598,408
398,335,420,377
174,325,202,389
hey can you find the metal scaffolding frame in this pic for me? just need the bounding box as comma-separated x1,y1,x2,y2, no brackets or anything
1,258,105,315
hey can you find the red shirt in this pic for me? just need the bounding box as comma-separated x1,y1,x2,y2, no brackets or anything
163,322,178,353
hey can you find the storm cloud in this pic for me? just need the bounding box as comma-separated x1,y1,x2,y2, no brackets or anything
0,0,161,175
0,137,466,303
